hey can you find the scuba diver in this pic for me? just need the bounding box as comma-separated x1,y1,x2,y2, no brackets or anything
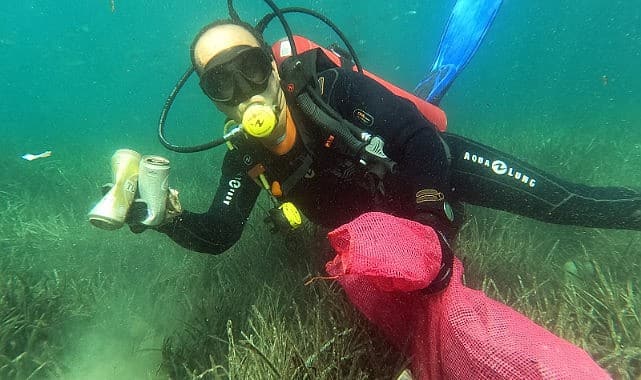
90,1,641,294
161,19,641,268
85,3,632,376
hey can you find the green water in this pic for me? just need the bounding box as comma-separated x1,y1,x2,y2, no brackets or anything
1,1,640,378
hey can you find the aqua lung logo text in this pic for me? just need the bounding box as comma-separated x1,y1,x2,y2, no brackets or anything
463,152,537,188
223,176,242,206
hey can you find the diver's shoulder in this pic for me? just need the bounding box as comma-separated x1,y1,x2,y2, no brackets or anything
318,65,359,79
317,66,365,95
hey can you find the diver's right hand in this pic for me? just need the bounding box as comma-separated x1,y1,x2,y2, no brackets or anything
125,188,182,234
125,200,150,234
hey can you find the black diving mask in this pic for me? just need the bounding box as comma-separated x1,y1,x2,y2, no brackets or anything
199,45,272,106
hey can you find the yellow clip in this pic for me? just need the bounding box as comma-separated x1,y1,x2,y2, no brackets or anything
279,202,302,229
258,173,270,191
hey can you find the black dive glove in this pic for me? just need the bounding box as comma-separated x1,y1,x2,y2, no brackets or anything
125,199,150,234
126,188,182,234
422,231,454,295
414,198,462,242
98,184,182,234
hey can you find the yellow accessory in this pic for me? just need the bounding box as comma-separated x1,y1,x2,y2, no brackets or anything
279,202,302,229
247,164,303,232
242,104,277,138
258,173,270,191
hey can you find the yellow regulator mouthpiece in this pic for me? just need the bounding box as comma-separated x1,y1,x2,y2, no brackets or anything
242,104,277,138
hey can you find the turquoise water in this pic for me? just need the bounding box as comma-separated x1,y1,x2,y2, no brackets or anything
3,0,639,154
1,1,640,378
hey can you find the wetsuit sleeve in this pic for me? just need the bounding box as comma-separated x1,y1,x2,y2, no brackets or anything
319,68,452,222
155,149,261,254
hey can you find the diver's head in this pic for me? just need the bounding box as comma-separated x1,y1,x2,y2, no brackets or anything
191,20,290,151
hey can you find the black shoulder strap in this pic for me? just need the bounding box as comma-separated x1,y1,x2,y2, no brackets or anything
280,153,313,195
277,48,397,194
279,48,340,96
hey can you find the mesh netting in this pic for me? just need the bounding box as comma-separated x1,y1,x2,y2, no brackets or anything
326,212,611,380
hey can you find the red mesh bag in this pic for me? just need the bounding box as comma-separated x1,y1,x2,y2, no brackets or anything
326,212,611,380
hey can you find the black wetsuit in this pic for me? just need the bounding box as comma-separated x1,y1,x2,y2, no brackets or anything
158,65,641,255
